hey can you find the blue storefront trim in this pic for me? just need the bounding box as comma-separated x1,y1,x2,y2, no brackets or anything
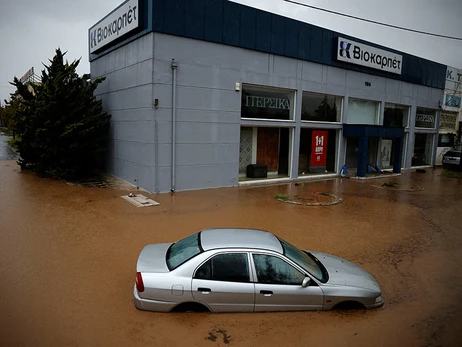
343,125,405,177
90,0,446,89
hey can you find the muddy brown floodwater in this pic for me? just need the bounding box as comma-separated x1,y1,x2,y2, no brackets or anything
1,161,461,347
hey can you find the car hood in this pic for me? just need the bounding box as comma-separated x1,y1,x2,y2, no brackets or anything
310,252,380,291
136,243,173,273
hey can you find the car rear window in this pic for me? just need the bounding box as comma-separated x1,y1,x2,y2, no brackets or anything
166,232,202,270
445,151,461,157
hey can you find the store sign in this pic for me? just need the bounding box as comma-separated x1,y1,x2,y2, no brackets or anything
20,67,34,83
337,37,403,75
89,0,139,54
445,66,462,90
310,131,328,168
440,113,457,130
415,113,436,128
243,95,290,110
445,94,461,108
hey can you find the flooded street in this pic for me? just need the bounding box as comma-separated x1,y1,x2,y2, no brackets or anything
0,162,461,346
0,129,18,161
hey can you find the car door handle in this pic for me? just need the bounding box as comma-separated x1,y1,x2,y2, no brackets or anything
260,290,273,296
198,287,211,294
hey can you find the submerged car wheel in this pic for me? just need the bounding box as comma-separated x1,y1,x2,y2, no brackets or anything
171,302,210,313
333,301,366,310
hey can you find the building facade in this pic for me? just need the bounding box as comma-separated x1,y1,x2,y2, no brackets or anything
436,66,461,165
89,0,447,193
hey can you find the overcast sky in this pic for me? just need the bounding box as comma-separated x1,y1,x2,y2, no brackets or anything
1,0,461,104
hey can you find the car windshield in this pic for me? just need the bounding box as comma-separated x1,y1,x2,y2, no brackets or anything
166,232,202,270
278,238,327,283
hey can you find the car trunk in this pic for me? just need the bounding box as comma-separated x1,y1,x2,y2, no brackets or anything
136,243,173,273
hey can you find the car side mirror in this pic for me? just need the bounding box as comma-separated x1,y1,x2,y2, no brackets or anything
302,277,311,288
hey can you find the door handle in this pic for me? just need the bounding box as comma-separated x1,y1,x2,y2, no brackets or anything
198,287,211,294
260,290,273,296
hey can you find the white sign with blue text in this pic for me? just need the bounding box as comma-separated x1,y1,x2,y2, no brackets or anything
89,0,139,54
337,37,403,75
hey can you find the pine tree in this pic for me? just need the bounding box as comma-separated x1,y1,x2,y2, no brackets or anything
10,48,110,179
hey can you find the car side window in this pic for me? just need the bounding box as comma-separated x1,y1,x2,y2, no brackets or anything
194,253,250,283
252,254,305,285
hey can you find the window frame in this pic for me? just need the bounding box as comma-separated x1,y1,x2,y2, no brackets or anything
250,252,308,286
241,84,296,122
193,251,252,283
415,107,437,129
301,91,344,124
347,97,380,125
383,102,410,128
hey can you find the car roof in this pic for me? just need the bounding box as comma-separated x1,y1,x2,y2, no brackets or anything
200,228,283,253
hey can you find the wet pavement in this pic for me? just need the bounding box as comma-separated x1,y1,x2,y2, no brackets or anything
0,162,461,346
0,129,18,161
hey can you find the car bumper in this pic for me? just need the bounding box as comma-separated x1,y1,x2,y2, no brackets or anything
133,285,176,312
365,297,384,309
442,159,460,166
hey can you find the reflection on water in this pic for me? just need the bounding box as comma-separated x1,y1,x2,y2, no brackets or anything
0,128,18,160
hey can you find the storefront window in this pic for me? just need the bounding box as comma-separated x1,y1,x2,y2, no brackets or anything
384,104,409,127
412,133,434,166
298,129,337,175
239,127,291,180
347,98,379,125
241,85,295,120
301,92,342,122
440,113,457,130
415,108,436,128
438,133,456,147
380,137,407,169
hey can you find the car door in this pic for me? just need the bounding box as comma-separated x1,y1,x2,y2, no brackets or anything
191,252,255,312
251,253,324,312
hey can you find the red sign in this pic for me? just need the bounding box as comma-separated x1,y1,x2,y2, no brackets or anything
310,131,328,167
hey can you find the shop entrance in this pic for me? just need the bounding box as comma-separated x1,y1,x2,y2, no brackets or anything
343,125,405,177
345,137,379,173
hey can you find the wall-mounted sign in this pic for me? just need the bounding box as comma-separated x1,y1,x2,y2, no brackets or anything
243,96,290,110
310,130,328,172
445,66,462,90
241,87,293,120
445,93,461,108
415,113,436,128
20,67,34,83
89,0,139,54
440,113,457,130
337,37,403,75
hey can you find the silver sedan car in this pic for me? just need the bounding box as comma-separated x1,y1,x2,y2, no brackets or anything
134,228,384,313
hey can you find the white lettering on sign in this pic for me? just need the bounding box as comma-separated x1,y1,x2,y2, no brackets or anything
315,135,324,147
416,114,435,123
244,96,290,110
337,37,403,75
89,0,139,54
315,136,324,154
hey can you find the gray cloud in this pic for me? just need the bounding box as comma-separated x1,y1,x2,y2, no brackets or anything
1,0,461,103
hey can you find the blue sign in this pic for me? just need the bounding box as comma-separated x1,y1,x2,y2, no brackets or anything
445,94,461,107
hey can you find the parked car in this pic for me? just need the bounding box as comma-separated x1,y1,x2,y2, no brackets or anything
442,148,461,169
134,228,384,313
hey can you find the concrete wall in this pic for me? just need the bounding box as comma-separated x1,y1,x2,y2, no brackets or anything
91,33,156,192
91,32,443,193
